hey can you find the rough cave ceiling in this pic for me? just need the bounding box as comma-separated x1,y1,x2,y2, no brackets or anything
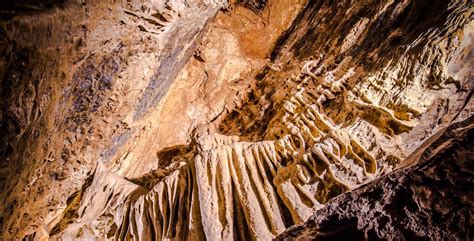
0,0,472,240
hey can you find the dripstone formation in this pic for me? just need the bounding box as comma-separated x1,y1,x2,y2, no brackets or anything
0,0,472,240
276,117,474,241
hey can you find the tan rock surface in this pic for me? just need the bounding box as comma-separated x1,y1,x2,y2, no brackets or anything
276,116,474,241
0,0,472,240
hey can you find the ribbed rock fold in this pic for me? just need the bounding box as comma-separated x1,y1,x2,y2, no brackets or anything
110,128,377,240
276,116,474,241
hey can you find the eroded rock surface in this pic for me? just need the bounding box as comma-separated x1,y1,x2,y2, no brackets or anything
0,0,473,240
276,116,474,241
0,0,226,239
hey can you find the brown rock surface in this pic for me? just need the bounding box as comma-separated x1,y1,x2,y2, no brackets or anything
0,0,472,240
276,116,474,241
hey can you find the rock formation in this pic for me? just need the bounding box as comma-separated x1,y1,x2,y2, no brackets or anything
276,116,474,241
0,0,472,240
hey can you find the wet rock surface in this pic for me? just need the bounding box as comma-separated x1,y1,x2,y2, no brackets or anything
0,0,472,240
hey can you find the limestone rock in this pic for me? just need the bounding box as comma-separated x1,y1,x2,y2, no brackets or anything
276,116,474,241
0,0,472,240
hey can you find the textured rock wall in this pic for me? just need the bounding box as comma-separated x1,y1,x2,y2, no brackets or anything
0,0,225,239
0,0,472,240
276,116,474,241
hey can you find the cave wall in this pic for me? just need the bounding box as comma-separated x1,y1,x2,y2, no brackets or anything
0,0,472,240
0,0,225,239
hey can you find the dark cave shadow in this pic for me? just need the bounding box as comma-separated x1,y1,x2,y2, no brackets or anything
126,144,193,190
